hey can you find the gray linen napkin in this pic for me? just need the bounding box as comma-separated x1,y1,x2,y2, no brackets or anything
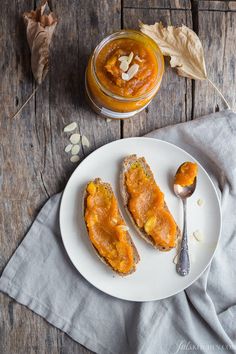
0,110,236,354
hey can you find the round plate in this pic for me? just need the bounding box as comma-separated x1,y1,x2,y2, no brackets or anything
60,137,221,301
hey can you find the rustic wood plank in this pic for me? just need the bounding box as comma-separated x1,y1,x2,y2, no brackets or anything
198,0,236,11
193,1,236,117
122,7,193,137
0,0,42,258
0,294,93,354
123,0,191,9
37,0,121,196
0,0,120,353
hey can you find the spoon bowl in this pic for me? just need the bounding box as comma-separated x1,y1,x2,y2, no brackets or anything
174,178,197,199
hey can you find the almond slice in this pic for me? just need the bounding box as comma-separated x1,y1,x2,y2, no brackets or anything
111,217,118,224
127,51,134,64
118,55,129,62
122,64,139,81
193,230,203,242
173,252,179,265
197,198,204,206
71,144,80,155
70,155,80,163
120,60,129,72
70,133,81,145
64,144,73,153
117,225,129,231
135,55,143,62
127,63,139,78
64,122,77,133
122,72,129,81
82,135,90,148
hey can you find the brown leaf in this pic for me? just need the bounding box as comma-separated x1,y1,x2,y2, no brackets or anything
140,22,207,81
23,0,58,84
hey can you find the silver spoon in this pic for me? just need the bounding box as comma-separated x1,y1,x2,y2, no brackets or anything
174,165,197,276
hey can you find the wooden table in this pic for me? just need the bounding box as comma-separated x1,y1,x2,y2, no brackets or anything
0,0,235,353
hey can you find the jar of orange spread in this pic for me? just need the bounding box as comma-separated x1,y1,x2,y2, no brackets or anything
85,30,164,119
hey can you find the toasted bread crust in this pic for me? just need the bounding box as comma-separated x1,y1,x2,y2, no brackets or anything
83,178,140,276
120,155,180,251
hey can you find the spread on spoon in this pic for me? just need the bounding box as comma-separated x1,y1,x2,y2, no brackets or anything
174,162,198,187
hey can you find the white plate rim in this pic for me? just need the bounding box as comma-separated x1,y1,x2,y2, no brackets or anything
59,137,222,302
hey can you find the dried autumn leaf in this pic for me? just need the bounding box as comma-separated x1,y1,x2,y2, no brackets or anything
140,22,207,80
10,0,58,119
140,21,230,108
23,0,58,84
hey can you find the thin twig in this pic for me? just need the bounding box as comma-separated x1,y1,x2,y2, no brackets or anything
207,78,231,110
10,85,39,120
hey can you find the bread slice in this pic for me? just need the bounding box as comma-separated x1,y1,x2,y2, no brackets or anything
83,178,140,276
120,155,180,251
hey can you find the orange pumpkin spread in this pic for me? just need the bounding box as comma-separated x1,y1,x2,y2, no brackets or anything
84,181,134,274
125,163,177,249
96,38,158,98
86,32,164,113
174,162,198,187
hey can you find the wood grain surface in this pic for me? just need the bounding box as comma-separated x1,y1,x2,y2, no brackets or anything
0,1,235,353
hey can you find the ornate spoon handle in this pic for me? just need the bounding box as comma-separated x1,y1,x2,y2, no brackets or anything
176,198,190,276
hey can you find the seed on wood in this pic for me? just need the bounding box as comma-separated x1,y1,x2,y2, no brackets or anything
71,144,80,155
70,133,81,144
64,122,77,132
64,144,73,153
70,155,80,163
82,135,90,147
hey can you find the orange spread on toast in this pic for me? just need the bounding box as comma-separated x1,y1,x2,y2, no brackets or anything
125,162,177,248
174,162,198,187
85,181,134,274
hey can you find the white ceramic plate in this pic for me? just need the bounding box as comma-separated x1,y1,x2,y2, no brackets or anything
60,137,221,302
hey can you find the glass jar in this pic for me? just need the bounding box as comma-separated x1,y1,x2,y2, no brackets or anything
85,30,164,119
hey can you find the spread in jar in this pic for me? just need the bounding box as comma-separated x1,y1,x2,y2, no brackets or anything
85,30,164,119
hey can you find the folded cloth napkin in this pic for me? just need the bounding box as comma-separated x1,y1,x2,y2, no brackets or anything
1,110,236,354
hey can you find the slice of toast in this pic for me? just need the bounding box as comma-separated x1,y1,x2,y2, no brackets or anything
83,178,140,276
120,155,180,251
